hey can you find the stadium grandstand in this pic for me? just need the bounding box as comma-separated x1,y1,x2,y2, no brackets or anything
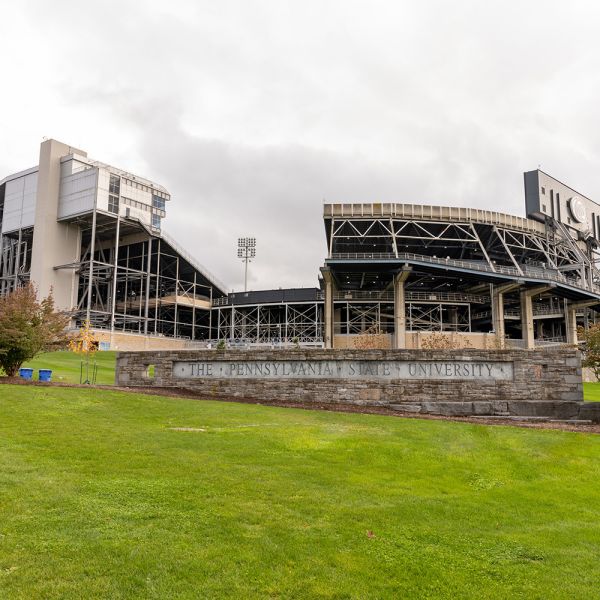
2,139,599,350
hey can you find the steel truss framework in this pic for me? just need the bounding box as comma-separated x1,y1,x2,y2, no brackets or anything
323,210,600,342
0,212,224,342
215,303,323,345
328,215,599,292
334,300,471,334
211,295,474,345
0,227,33,295
74,218,221,340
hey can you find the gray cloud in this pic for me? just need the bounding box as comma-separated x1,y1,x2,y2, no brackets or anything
2,0,600,289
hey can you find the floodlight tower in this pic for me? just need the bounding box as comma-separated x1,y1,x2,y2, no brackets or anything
237,237,256,292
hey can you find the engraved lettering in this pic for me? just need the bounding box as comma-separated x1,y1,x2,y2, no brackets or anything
173,359,511,381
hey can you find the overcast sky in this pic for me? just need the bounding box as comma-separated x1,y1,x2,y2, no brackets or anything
1,0,600,291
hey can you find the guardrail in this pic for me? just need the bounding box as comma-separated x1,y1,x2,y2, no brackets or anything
206,339,325,349
473,307,586,320
330,251,598,293
333,290,489,303
323,202,548,236
160,230,228,293
212,289,490,307
212,297,231,307
535,337,568,347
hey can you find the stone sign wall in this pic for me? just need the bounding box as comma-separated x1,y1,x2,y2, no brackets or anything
115,348,600,420
173,359,513,381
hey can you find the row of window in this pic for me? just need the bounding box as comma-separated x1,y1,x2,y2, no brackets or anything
108,194,166,221
122,177,169,200
122,196,151,213
107,196,161,229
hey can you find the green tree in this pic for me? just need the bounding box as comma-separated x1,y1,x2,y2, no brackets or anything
0,284,69,377
579,323,600,381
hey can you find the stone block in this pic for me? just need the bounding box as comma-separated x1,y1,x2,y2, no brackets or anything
472,402,493,415
577,403,600,423
421,402,474,416
389,404,422,413
508,401,579,419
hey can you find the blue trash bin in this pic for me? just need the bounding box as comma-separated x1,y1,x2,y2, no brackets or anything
18,368,34,380
38,369,52,382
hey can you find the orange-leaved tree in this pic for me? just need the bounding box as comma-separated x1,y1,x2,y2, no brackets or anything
0,284,69,376
68,320,99,384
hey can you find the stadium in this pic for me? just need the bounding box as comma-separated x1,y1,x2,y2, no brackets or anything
2,139,599,350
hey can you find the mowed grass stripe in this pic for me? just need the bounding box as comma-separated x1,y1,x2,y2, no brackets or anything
0,385,599,599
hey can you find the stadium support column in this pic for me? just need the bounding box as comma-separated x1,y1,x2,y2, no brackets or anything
85,208,97,325
491,283,519,349
13,228,22,288
109,213,121,347
520,285,553,349
565,300,598,344
321,267,335,349
393,268,411,349
143,237,152,335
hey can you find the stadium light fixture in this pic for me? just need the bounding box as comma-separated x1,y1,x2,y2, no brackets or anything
237,237,256,292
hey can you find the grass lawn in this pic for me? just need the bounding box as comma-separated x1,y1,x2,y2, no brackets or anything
20,351,117,385
583,382,600,401
0,386,599,598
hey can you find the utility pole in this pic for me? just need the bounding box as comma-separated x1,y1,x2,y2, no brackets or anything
238,237,256,292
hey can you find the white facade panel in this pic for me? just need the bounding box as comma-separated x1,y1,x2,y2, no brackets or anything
1,171,38,233
22,173,37,228
96,168,110,213
58,159,98,219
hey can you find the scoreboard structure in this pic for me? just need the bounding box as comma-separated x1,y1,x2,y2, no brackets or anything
524,169,600,243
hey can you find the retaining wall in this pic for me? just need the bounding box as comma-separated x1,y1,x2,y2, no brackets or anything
115,348,600,421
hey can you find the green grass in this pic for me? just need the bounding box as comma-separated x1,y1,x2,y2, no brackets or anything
0,386,599,598
20,350,116,385
583,382,600,401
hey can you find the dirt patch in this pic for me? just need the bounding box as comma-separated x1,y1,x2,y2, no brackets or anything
1,378,599,434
